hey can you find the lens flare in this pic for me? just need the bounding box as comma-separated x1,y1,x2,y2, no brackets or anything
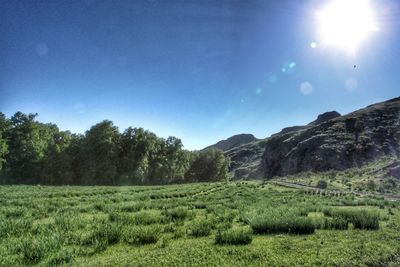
316,0,379,53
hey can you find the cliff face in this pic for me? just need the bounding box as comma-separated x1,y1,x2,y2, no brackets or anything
208,97,400,180
225,140,266,179
262,97,400,178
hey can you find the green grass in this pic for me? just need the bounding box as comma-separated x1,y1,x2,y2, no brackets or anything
187,217,213,237
0,182,399,266
122,225,161,245
249,211,316,234
325,208,380,230
215,227,253,245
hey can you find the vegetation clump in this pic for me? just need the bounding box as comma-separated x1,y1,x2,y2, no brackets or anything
323,217,348,230
0,112,229,185
317,180,328,189
330,209,380,230
162,207,190,221
187,218,213,237
249,210,315,235
122,225,161,245
215,227,253,245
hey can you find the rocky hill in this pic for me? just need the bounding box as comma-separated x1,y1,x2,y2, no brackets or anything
203,134,257,152
225,139,267,179
212,97,400,180
263,97,400,178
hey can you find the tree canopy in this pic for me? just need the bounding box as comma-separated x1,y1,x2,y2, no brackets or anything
0,112,230,185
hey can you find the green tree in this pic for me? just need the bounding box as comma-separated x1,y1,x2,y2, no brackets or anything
184,149,229,182
118,127,160,184
163,136,191,183
0,113,10,172
0,112,231,185
5,112,55,184
66,134,85,184
41,130,74,185
80,120,120,185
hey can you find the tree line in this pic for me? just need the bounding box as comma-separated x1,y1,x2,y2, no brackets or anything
0,112,229,185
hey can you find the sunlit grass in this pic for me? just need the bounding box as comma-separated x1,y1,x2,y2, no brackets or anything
0,182,399,266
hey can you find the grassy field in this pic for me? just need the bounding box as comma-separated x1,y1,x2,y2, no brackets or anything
1,182,400,266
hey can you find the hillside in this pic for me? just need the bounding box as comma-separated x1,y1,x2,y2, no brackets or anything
215,97,400,181
203,134,257,152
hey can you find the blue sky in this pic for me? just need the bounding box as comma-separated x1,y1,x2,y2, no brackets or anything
1,0,399,150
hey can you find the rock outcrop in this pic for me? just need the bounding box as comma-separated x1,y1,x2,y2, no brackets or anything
207,97,400,180
203,134,257,152
308,111,341,126
262,97,400,178
225,140,266,179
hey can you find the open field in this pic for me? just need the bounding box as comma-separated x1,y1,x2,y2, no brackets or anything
1,182,400,266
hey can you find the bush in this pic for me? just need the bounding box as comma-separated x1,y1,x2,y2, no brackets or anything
133,210,164,225
119,202,143,212
109,212,132,225
4,207,26,218
184,148,229,182
45,248,73,265
17,234,61,264
328,209,379,230
215,227,253,245
187,218,213,237
323,217,348,230
352,211,379,230
162,207,189,221
122,225,161,245
80,221,120,252
193,202,207,209
250,213,315,235
109,210,163,225
322,207,333,217
317,180,328,189
0,218,33,238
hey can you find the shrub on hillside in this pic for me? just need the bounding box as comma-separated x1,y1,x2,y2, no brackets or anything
16,234,61,265
249,213,315,234
80,220,120,252
162,207,190,221
323,217,348,230
317,180,328,189
215,227,253,245
187,218,213,237
122,225,161,245
327,209,379,230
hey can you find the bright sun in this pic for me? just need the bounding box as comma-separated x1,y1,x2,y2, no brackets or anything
317,0,379,53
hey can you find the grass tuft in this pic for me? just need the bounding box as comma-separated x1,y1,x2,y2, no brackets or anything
215,227,253,245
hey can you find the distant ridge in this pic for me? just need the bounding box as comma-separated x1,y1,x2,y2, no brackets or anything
202,134,257,152
206,97,400,180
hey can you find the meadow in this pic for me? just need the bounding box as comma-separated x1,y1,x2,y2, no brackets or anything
0,182,399,266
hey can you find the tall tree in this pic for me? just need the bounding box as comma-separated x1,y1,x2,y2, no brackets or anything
5,112,55,183
0,112,230,185
0,113,10,173
184,148,230,183
41,130,74,185
80,120,120,185
163,136,190,183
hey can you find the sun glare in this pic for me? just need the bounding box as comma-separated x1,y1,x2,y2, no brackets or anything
317,0,379,53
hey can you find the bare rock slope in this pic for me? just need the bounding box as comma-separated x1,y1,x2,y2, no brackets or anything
207,97,400,179
262,97,400,178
